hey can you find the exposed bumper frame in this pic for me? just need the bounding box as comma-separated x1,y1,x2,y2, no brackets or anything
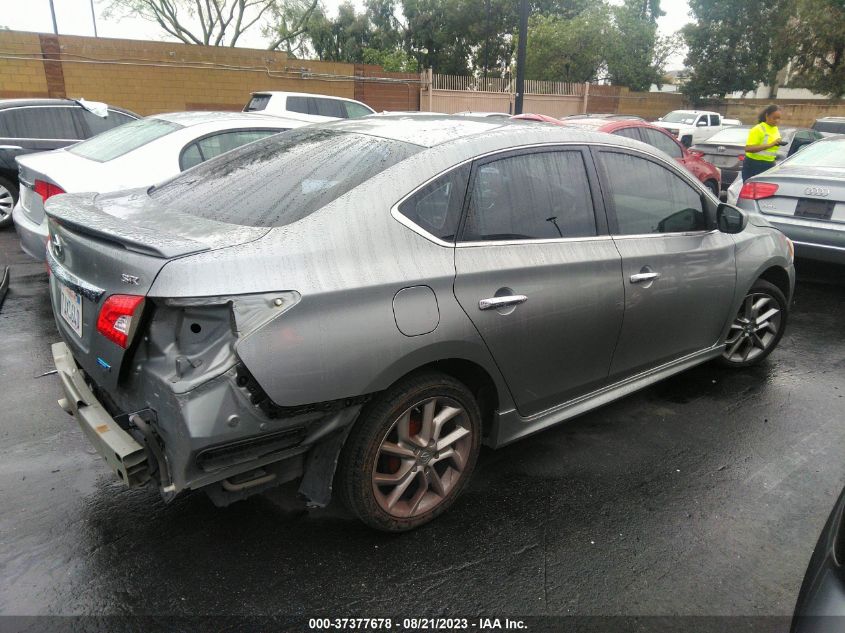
52,341,150,487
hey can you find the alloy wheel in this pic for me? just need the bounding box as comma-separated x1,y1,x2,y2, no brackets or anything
723,291,783,364
0,184,13,222
371,396,472,519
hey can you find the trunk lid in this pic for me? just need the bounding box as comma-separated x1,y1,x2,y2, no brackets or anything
45,190,269,389
17,149,100,226
751,167,845,221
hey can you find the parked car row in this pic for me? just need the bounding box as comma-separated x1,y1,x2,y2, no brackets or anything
3,94,842,534
0,98,139,227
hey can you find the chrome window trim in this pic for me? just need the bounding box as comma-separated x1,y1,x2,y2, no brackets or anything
611,229,719,240
390,140,718,247
46,246,106,303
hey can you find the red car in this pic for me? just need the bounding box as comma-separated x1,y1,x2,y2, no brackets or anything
511,113,722,197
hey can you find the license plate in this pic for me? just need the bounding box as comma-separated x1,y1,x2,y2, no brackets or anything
60,284,83,338
795,198,835,220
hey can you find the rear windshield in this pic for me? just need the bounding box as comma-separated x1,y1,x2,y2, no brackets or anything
244,95,270,112
812,120,845,134
150,128,421,227
705,128,751,145
784,138,845,169
68,117,182,162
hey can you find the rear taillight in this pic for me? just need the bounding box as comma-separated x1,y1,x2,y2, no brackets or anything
97,294,145,348
33,179,65,203
738,182,779,200
737,155,744,161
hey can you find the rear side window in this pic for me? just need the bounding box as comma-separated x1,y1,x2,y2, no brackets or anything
398,165,470,242
462,150,597,241
640,128,683,159
244,95,270,112
151,128,420,227
612,127,642,142
598,151,705,235
315,98,346,118
68,117,182,162
345,102,373,118
0,106,80,139
179,129,283,170
709,115,720,126
286,96,310,115
81,109,136,136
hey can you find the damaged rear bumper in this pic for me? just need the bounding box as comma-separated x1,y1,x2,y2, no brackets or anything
52,341,150,487
52,340,364,506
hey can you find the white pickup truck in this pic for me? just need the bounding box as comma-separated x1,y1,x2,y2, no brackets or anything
652,110,740,148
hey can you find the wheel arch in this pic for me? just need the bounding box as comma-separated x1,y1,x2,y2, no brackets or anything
757,265,792,304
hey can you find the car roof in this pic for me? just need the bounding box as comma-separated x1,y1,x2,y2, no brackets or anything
316,113,639,150
150,111,310,126
816,116,845,121
249,91,370,106
0,98,137,116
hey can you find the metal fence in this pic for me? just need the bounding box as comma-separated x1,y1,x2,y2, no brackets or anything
421,71,589,116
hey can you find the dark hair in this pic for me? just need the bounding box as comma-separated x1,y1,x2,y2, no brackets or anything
758,104,781,123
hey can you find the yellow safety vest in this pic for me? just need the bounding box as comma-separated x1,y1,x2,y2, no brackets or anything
745,122,780,162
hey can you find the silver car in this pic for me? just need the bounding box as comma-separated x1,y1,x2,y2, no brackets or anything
13,111,311,261
46,115,795,531
735,135,845,264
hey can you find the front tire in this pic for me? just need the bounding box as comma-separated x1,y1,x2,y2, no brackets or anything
719,279,787,367
337,371,481,532
0,176,18,229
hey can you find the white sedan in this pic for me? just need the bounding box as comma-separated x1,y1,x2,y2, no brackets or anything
13,111,311,261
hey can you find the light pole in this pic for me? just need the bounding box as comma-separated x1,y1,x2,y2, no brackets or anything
513,0,528,114
90,0,99,37
47,0,58,34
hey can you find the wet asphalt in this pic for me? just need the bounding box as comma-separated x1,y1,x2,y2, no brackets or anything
0,224,844,630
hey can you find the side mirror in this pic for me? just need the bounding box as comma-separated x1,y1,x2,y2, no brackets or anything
657,117,663,121
696,120,708,127
717,203,747,234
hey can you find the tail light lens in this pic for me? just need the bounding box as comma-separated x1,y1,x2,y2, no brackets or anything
737,155,744,161
34,179,65,203
97,294,145,348
739,182,779,200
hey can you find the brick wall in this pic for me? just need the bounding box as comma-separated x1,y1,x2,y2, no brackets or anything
354,64,420,112
0,30,412,116
0,31,50,98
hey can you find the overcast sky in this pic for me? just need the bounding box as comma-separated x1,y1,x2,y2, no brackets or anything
0,0,692,69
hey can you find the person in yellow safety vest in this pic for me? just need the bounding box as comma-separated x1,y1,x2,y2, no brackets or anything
742,104,786,181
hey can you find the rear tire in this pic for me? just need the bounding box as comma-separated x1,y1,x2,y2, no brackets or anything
0,176,18,229
337,371,481,532
718,279,787,368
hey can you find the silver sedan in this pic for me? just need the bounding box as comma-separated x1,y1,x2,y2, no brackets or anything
45,115,795,531
735,134,845,264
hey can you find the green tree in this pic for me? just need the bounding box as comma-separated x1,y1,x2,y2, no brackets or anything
787,0,845,97
523,5,610,83
682,0,794,101
605,0,665,91
306,2,371,62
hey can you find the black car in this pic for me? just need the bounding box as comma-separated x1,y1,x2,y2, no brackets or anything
0,99,138,228
689,125,824,190
792,486,845,632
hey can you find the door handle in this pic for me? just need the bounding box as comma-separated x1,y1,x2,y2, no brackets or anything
630,272,661,284
478,295,528,310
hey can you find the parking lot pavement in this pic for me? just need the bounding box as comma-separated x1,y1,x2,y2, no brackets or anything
1,223,843,626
